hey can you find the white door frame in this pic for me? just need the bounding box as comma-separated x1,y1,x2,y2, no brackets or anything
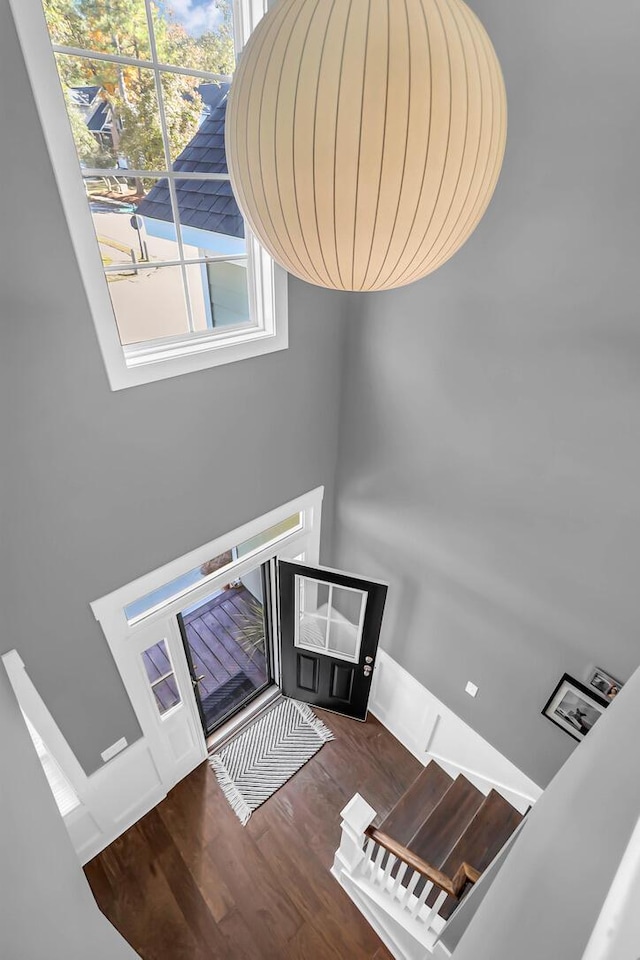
91,487,324,794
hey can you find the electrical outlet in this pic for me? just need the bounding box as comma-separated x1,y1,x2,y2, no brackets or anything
101,737,128,763
465,681,478,698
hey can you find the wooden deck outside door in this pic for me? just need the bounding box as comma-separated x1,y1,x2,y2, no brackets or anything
278,561,388,720
177,569,273,737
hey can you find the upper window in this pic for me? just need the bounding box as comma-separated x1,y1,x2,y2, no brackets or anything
13,0,287,388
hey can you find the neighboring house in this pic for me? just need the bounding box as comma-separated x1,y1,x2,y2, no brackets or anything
136,82,248,329
69,84,113,148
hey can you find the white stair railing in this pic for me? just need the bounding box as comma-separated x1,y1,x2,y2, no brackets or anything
332,793,463,958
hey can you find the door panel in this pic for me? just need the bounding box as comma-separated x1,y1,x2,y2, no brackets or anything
279,561,387,720
297,653,319,692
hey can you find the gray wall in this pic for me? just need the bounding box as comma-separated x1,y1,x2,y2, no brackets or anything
0,0,348,775
333,0,640,786
0,667,139,960
451,662,640,960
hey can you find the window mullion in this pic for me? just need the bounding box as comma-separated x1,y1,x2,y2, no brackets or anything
169,180,197,333
104,254,248,272
143,0,195,333
82,168,232,182
52,42,231,84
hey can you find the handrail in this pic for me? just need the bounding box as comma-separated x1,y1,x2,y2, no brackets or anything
364,825,480,900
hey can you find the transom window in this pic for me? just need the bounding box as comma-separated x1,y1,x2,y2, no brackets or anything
13,0,287,388
124,511,303,625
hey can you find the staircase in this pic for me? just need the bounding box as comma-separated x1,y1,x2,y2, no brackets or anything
332,761,526,959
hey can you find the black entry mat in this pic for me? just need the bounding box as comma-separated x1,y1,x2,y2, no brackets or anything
200,673,257,732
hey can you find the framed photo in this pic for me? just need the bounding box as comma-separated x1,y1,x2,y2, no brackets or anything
542,674,609,742
587,667,623,701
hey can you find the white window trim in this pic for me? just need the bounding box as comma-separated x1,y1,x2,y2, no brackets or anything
9,0,288,390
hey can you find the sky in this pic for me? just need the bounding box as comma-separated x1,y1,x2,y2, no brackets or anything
165,0,225,37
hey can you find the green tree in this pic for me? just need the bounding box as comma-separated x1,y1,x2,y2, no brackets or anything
43,0,234,173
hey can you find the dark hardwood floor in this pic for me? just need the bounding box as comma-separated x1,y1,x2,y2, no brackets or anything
85,711,421,959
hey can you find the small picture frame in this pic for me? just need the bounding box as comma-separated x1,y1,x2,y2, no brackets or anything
542,673,609,742
587,667,623,701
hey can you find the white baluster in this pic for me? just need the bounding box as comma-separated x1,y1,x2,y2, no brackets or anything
363,836,376,877
410,879,434,919
372,842,386,885
391,860,408,899
420,888,448,930
382,851,397,889
400,867,421,909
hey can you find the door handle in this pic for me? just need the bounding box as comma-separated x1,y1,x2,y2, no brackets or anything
363,665,372,677
192,674,205,686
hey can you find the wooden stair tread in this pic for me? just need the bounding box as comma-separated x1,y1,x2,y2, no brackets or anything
430,789,524,918
407,775,485,868
378,761,454,846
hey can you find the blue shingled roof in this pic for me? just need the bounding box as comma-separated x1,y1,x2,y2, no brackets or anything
86,99,111,133
136,82,244,240
70,85,101,107
70,85,111,133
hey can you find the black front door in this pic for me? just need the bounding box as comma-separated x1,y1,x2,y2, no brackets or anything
278,560,387,720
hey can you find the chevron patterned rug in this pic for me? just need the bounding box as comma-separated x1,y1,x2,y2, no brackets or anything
209,698,334,825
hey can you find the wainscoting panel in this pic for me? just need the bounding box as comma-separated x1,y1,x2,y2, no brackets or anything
83,739,166,850
369,650,542,813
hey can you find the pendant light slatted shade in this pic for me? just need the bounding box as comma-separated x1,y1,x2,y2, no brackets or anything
226,0,507,291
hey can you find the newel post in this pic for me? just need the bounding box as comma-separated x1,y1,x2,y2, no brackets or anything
332,793,377,880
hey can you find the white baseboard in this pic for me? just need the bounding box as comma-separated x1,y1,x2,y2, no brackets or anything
369,650,542,814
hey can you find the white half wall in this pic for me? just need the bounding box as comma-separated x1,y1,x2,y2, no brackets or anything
370,649,542,814
3,650,165,864
0,663,140,960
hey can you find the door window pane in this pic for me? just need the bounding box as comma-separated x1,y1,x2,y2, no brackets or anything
294,577,366,664
330,584,365,627
327,619,359,661
142,639,182,715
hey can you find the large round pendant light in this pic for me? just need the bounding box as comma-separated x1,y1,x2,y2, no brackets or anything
226,0,507,292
